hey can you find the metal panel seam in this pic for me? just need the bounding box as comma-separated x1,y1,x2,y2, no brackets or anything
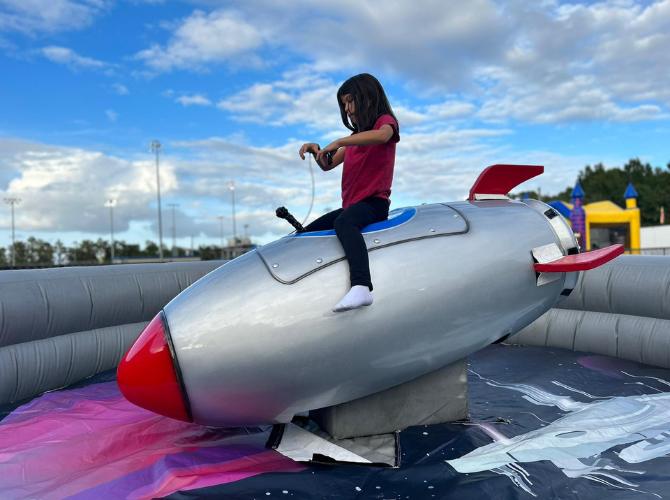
258,206,470,286
162,311,193,421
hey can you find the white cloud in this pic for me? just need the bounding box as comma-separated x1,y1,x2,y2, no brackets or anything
478,74,665,123
135,9,263,72
7,2,667,247
171,135,332,211
112,83,129,95
469,1,670,123
0,138,177,237
392,106,428,127
425,101,477,121
41,45,109,70
176,94,212,106
105,109,117,122
147,1,670,124
172,124,598,226
0,127,634,248
205,0,511,88
0,0,109,34
0,136,326,244
217,68,341,132
216,69,480,135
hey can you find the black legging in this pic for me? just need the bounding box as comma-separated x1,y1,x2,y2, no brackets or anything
303,196,390,291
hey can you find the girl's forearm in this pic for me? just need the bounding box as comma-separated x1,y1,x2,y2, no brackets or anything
337,127,393,147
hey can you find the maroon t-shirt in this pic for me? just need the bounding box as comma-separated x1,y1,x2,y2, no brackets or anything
341,114,399,209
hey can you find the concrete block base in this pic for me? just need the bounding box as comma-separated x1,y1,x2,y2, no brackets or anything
310,358,468,439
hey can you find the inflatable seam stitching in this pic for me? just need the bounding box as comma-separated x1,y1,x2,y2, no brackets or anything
605,266,614,314
37,282,51,339
9,347,18,402
80,277,95,330
572,310,585,352
133,274,145,319
64,334,75,385
545,310,554,347
95,330,104,373
614,315,621,359
0,298,5,347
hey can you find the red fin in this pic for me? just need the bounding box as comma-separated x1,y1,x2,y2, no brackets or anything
534,244,624,272
469,164,544,201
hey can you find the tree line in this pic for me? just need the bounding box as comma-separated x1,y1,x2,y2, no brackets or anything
519,158,670,226
2,158,667,267
0,238,230,267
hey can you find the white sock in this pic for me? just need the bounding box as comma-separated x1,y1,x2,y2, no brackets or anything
333,285,373,312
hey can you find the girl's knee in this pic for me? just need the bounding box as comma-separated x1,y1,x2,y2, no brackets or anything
333,215,349,232
335,216,362,237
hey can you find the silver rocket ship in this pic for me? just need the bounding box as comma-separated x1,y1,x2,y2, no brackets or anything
117,165,623,426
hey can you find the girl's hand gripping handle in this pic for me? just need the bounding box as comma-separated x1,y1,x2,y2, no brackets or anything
298,143,320,160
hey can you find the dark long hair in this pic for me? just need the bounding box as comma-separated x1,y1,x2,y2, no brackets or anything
336,73,398,133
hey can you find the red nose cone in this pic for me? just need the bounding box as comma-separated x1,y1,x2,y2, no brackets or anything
117,312,192,422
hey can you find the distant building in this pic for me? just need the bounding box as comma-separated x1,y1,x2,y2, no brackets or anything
222,237,255,260
640,226,670,254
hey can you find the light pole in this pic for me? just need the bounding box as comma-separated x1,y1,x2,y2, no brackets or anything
228,181,237,245
244,223,249,239
168,203,179,257
105,199,116,263
217,216,225,259
4,197,20,267
150,140,164,260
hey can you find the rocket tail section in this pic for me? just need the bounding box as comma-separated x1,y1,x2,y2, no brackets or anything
469,164,544,201
534,244,624,273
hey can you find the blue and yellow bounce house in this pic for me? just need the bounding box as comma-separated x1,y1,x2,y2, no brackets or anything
548,181,641,252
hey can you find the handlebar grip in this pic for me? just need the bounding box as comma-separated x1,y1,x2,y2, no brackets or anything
275,206,305,233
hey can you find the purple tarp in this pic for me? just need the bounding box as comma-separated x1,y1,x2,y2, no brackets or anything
0,381,303,499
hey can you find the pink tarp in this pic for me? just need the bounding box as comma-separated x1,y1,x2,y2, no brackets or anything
0,381,304,499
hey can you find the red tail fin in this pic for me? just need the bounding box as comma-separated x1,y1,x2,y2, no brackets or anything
534,245,624,272
469,164,544,201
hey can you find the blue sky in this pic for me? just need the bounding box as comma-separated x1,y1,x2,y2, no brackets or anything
1,0,669,248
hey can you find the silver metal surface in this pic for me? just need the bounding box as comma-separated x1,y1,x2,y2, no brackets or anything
521,199,581,293
256,204,467,284
473,193,509,200
532,243,563,264
532,243,564,287
163,199,572,426
521,199,579,254
537,272,562,287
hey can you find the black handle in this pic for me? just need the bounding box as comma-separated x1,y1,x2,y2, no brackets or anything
276,206,305,233
311,151,333,167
